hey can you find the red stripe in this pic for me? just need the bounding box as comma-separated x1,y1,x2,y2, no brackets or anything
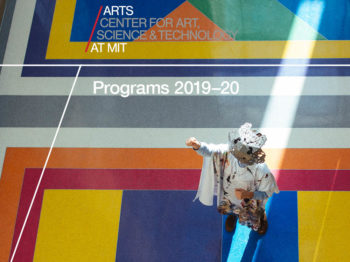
85,6,103,53
273,169,350,191
35,168,350,191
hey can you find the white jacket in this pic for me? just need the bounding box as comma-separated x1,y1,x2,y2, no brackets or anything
193,142,279,206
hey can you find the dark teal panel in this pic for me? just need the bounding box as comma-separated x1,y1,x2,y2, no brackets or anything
188,0,325,40
279,0,350,40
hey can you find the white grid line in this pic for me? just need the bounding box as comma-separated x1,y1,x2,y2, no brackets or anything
9,65,82,262
1,64,350,67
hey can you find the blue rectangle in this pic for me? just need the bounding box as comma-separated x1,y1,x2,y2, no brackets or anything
222,191,299,262
116,191,222,262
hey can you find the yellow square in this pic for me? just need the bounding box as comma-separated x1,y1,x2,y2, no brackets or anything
33,190,123,262
298,191,350,262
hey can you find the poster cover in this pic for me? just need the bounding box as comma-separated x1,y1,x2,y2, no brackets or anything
0,0,350,261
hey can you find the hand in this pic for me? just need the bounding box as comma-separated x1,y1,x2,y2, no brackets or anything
217,200,231,214
185,137,201,150
235,188,254,200
217,205,229,215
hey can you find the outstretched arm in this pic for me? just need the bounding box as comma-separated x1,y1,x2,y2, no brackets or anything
185,137,201,150
185,137,229,157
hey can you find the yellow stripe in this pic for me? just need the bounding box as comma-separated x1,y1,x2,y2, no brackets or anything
298,191,350,262
33,190,123,262
46,0,350,59
46,0,76,59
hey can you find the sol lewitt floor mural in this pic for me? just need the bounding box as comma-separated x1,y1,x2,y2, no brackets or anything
1,0,350,261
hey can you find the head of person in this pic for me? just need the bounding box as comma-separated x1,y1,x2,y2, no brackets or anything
228,123,267,165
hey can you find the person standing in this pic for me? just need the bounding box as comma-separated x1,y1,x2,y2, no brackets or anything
186,123,279,234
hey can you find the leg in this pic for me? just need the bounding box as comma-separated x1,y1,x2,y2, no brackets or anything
225,214,237,232
257,212,268,235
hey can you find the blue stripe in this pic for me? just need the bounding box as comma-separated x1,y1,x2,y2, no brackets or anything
21,64,350,77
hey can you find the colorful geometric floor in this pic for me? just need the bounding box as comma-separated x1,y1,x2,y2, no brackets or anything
1,148,350,261
1,0,350,261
